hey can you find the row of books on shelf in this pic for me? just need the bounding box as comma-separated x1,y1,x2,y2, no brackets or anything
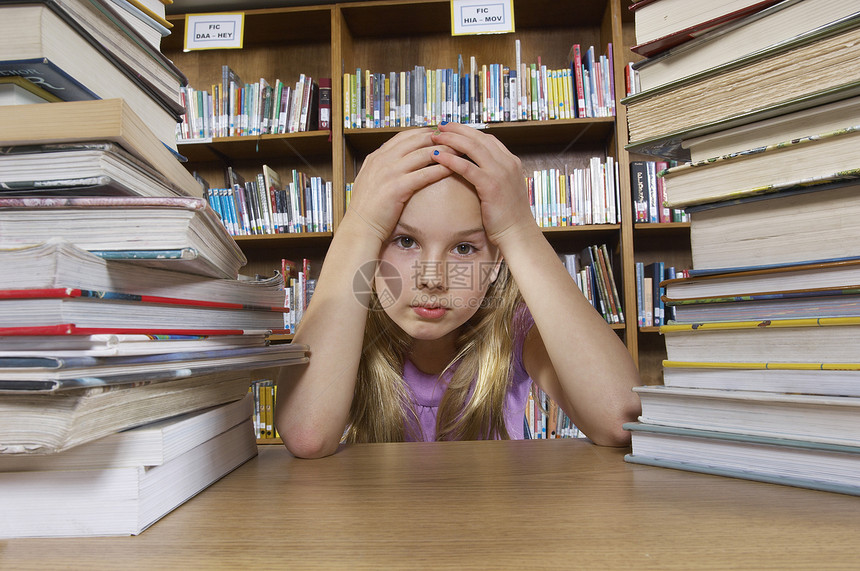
201,166,333,237
250,378,278,440
560,244,623,325
635,261,688,328
622,0,860,497
527,158,621,227
630,160,688,223
343,41,614,129
527,386,586,439
177,65,331,141
281,258,316,334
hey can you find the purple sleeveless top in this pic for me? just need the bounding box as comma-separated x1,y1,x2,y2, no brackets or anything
402,305,535,441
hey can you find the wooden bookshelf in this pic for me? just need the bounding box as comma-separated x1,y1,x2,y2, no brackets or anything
163,0,692,388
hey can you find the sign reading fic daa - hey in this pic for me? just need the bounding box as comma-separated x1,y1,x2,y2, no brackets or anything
451,0,515,35
184,13,245,51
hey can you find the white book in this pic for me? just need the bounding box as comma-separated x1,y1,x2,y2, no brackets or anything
0,410,258,538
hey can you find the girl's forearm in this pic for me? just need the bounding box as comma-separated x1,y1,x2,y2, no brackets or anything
275,214,383,457
497,224,642,444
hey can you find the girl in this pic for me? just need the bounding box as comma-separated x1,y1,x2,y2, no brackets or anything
275,122,641,458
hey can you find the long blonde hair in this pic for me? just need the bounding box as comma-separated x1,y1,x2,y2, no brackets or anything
343,262,523,443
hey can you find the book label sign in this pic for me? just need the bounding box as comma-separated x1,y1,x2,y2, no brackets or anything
184,13,245,51
451,0,515,36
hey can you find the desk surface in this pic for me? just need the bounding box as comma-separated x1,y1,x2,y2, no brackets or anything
1,439,859,570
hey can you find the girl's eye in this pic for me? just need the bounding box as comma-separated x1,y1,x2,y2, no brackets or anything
396,236,415,248
455,243,475,255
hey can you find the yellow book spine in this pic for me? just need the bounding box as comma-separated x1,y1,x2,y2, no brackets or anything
660,316,860,333
663,360,860,371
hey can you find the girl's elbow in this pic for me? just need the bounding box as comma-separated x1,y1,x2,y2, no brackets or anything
279,425,341,459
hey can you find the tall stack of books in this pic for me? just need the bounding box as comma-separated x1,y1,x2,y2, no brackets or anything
0,0,309,537
621,0,860,496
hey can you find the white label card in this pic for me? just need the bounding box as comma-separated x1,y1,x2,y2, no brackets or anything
184,13,245,51
451,0,515,36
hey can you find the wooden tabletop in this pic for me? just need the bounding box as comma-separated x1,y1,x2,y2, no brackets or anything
2,439,858,569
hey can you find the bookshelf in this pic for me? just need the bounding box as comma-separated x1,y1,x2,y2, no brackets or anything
163,0,691,389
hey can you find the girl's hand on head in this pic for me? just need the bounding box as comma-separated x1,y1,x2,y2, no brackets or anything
429,122,537,247
347,127,452,242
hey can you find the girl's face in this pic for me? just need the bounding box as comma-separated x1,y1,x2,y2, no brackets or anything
376,175,501,342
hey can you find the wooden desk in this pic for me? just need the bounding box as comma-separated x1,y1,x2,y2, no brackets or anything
1,439,858,569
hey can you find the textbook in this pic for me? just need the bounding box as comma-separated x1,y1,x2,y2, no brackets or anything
662,258,860,300
660,126,860,209
661,317,860,364
0,393,252,471
0,3,182,147
633,385,860,446
661,361,860,398
0,142,195,197
3,0,186,105
0,332,268,357
0,99,203,198
0,411,257,537
681,94,860,163
624,422,860,497
623,19,860,158
0,240,282,308
105,0,171,49
633,1,860,91
0,196,246,279
628,0,782,57
0,369,252,454
685,180,860,271
0,343,308,389
666,290,860,323
0,287,288,333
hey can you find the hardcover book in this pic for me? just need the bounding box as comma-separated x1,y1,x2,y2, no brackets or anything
661,361,860,398
0,3,183,147
623,19,860,159
624,422,860,496
0,99,203,197
0,195,245,279
661,317,860,364
0,369,253,454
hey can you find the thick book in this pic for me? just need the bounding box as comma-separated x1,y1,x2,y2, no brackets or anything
661,361,860,397
624,422,860,497
0,332,269,357
106,0,170,49
623,19,860,159
684,178,860,271
0,342,308,390
629,0,783,57
633,385,860,446
680,93,860,164
667,289,860,323
0,3,183,147
0,99,203,198
660,124,860,209
0,412,257,537
0,393,252,471
0,239,283,308
0,142,194,197
661,316,860,364
0,196,245,279
0,287,288,333
0,368,253,454
4,0,186,103
662,258,860,301
633,0,860,90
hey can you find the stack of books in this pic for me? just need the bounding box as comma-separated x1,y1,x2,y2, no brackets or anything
621,0,860,496
0,0,309,537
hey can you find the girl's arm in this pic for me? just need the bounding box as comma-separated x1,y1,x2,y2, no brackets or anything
430,122,641,446
275,128,451,458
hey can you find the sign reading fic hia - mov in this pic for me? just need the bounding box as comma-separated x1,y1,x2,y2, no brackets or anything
184,13,245,51
451,0,515,35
